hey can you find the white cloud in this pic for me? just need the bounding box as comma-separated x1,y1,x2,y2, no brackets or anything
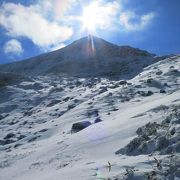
120,11,155,31
97,1,120,29
0,2,73,48
38,0,75,19
4,39,24,55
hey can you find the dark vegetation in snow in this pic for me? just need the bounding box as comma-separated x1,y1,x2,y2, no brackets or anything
115,104,180,180
116,105,180,156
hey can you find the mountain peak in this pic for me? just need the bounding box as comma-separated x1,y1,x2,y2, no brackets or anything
0,36,156,78
62,35,153,59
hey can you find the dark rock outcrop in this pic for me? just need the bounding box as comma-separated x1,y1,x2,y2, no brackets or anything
71,121,91,133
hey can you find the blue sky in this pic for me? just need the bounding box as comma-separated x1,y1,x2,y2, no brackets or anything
0,0,180,64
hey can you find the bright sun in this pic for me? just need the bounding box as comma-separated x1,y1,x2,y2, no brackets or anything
81,2,101,33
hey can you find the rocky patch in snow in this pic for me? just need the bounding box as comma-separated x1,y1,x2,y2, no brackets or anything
115,104,180,179
116,105,180,156
0,72,30,87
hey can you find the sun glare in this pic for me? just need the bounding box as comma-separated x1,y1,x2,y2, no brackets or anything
81,2,101,33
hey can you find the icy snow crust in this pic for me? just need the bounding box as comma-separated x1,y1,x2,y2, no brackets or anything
0,55,180,179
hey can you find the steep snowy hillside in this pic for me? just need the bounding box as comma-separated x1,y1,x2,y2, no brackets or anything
0,36,155,78
0,55,179,180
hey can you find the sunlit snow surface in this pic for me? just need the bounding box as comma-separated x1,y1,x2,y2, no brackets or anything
0,56,180,180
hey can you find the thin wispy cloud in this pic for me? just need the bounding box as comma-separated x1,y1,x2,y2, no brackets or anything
119,11,155,31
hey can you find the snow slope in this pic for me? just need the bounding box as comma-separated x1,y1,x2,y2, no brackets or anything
0,55,180,179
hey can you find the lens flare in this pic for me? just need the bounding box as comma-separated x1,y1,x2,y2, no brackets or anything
81,2,101,33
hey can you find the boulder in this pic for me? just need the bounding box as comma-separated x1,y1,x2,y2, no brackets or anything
39,129,48,133
87,110,99,117
146,78,153,84
0,139,5,145
0,115,4,120
146,91,154,96
4,133,16,139
0,139,15,145
99,86,108,94
94,117,103,124
46,100,61,107
156,136,169,150
160,89,166,94
156,71,163,75
71,121,91,133
68,104,76,110
176,142,180,153
119,80,127,85
18,135,26,140
137,91,153,97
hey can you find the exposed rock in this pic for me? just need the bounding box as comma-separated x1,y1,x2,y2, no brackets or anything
71,121,91,133
14,144,22,148
137,91,154,97
160,89,166,94
146,78,153,84
73,99,79,103
46,100,61,107
119,80,127,85
0,115,4,120
94,117,103,124
176,142,180,153
156,136,169,150
68,104,76,110
63,97,70,102
87,110,99,117
23,111,33,116
4,133,16,139
18,135,26,140
112,108,119,111
0,139,15,145
99,86,108,94
0,139,5,145
39,129,48,133
116,106,180,156
136,122,158,136
28,137,38,143
146,91,154,96
75,81,82,86
156,71,163,75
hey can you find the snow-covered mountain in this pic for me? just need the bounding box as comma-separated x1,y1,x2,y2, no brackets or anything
0,36,180,180
0,36,156,78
